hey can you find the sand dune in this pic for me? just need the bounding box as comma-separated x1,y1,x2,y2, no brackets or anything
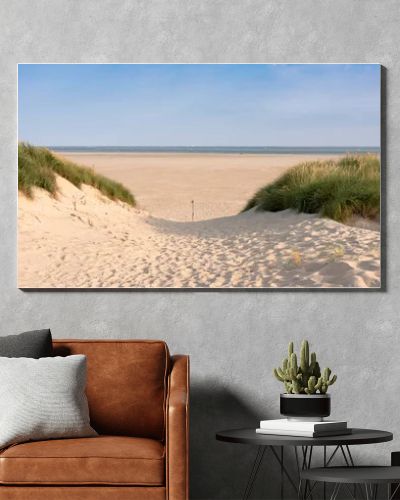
18,176,380,288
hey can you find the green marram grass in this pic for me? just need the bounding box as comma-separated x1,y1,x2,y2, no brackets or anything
243,155,380,223
18,143,135,206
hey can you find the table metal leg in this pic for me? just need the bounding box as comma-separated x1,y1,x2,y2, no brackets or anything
295,446,301,478
343,483,358,500
340,445,350,466
243,445,300,499
326,445,340,467
243,444,368,500
242,445,266,500
324,446,327,500
389,482,400,500
299,445,360,500
301,481,319,500
298,478,303,500
330,483,342,500
364,483,379,500
365,483,371,500
346,445,355,466
270,446,299,493
281,447,284,500
339,446,361,499
300,446,314,500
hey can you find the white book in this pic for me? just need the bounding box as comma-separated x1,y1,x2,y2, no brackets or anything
256,428,352,438
259,419,347,432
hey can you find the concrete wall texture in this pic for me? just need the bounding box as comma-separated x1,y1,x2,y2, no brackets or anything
1,1,399,498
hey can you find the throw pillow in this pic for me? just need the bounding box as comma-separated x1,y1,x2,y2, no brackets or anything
0,329,53,358
0,354,97,448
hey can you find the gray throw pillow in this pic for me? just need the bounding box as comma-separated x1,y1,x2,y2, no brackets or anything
0,329,53,358
0,355,97,449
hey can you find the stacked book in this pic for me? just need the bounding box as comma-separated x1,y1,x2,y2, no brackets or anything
256,419,351,438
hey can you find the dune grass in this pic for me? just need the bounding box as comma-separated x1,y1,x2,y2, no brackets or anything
243,155,380,223
18,143,136,206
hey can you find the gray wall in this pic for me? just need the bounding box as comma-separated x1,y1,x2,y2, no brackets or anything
1,2,399,498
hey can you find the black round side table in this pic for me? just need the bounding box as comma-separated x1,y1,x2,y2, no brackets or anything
301,466,400,500
216,428,393,500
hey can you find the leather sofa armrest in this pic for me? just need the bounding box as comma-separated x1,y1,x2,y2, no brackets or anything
166,355,189,500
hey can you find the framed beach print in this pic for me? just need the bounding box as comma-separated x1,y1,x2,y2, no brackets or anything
18,63,381,289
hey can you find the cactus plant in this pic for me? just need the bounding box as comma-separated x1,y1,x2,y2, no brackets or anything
273,340,337,395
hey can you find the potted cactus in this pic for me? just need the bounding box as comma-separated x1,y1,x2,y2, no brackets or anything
273,340,337,420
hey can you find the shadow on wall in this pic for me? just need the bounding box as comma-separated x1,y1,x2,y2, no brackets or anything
190,380,283,500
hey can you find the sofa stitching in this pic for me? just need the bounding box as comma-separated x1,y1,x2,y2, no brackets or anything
162,342,169,443
0,481,165,485
0,457,164,460
52,340,168,345
186,356,190,499
165,355,190,500
165,371,171,499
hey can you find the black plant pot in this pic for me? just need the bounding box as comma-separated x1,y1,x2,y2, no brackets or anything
280,394,331,420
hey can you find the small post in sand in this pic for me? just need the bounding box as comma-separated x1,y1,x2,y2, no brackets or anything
191,200,195,221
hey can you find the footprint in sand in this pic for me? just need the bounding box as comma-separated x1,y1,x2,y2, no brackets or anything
321,262,354,276
358,260,380,271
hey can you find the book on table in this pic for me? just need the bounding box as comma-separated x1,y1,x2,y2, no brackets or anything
257,419,351,438
256,428,352,438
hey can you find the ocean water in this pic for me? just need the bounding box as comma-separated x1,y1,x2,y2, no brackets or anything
49,146,380,155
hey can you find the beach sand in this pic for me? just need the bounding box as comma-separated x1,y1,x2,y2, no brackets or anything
59,153,343,221
18,153,381,288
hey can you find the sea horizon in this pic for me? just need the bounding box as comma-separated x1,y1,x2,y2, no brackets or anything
48,146,380,155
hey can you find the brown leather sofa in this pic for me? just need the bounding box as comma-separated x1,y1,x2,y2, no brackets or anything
0,339,189,500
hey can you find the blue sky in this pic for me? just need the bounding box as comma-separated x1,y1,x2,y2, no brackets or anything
18,64,381,147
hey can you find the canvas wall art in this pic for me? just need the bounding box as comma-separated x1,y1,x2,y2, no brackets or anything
18,64,381,289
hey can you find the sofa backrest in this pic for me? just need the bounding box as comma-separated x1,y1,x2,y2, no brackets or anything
53,339,170,440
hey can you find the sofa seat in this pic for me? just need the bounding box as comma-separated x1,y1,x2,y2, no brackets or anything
0,435,165,486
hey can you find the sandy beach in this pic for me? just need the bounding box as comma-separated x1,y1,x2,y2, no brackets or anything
18,153,381,288
59,153,344,221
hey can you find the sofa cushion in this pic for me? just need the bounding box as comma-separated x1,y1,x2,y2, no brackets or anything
0,329,53,358
52,340,170,440
0,436,165,486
